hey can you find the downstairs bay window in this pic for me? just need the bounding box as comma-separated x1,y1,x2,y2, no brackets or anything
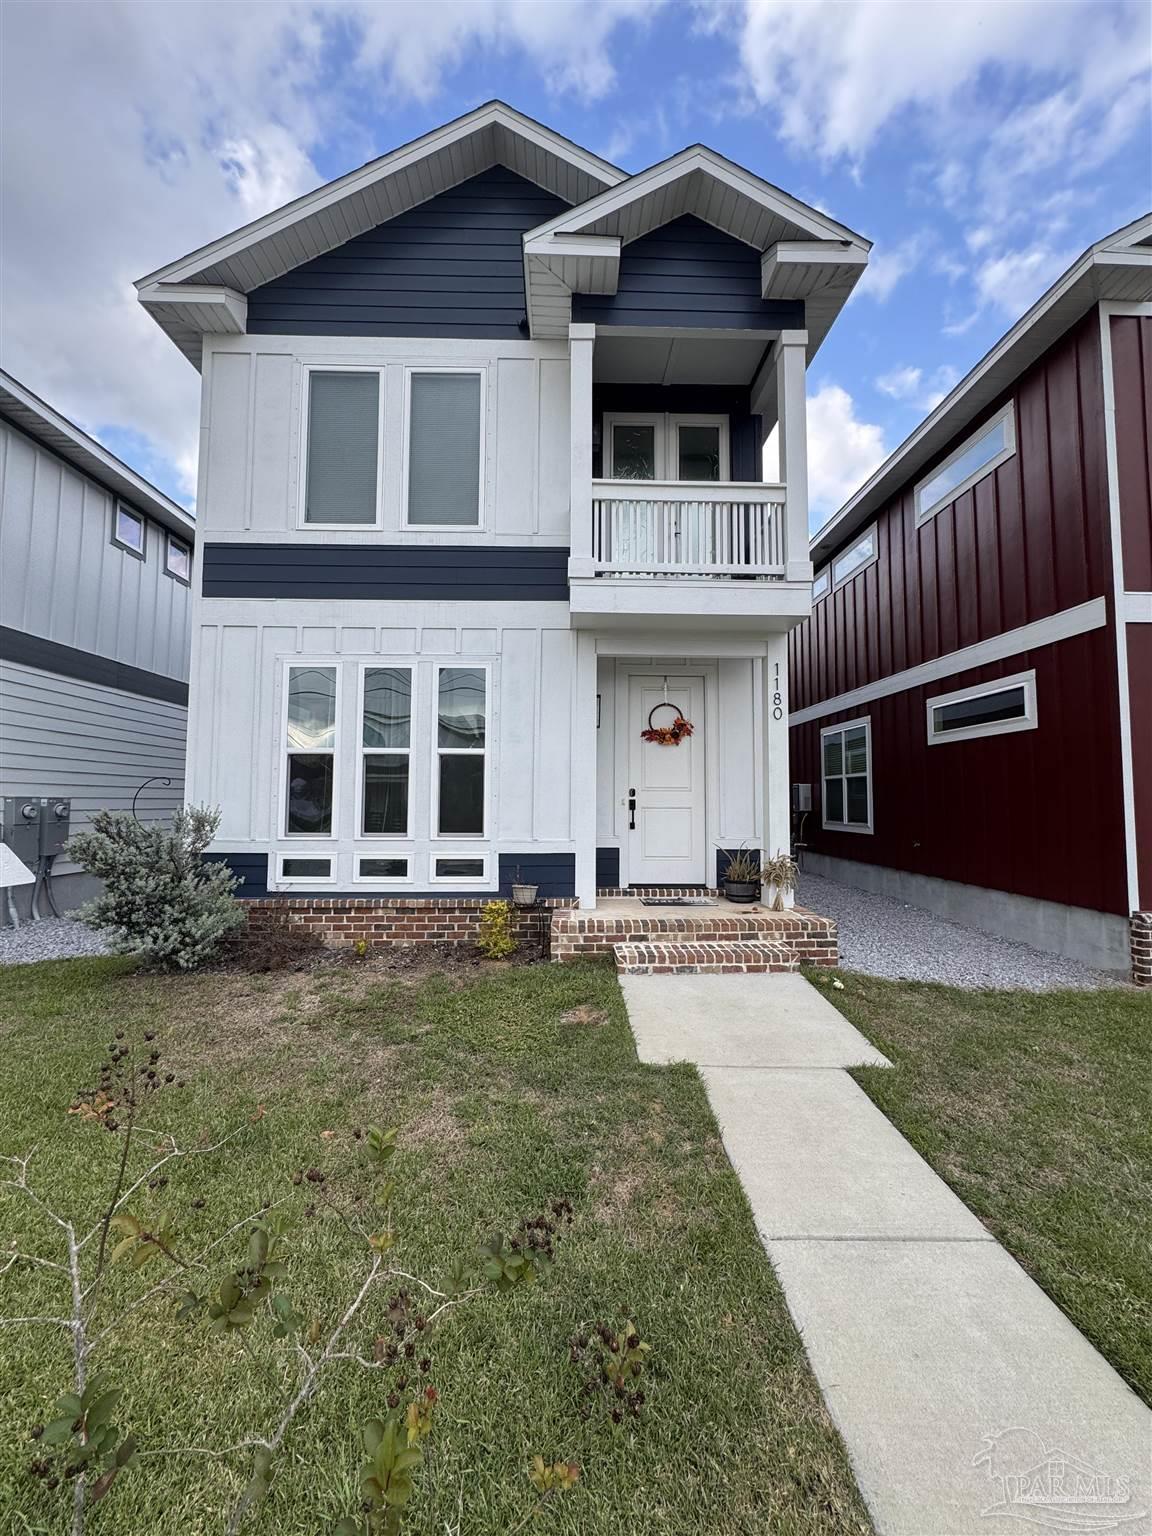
284,666,337,835
361,666,412,836
435,666,486,837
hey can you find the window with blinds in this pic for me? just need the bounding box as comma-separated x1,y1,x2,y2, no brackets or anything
304,371,380,525
406,372,483,526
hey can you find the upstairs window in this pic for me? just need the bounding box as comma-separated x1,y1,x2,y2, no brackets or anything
406,371,483,527
165,535,191,583
927,671,1037,744
812,567,830,601
831,525,876,587
361,666,412,836
304,370,380,525
284,666,337,835
821,718,872,833
435,666,486,836
915,403,1016,525
112,503,145,558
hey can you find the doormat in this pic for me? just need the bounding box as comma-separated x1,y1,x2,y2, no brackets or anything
639,897,718,907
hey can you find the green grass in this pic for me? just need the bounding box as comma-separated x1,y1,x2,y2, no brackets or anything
805,968,1152,1403
0,957,870,1536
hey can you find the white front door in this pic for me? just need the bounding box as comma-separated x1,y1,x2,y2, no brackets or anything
626,674,707,885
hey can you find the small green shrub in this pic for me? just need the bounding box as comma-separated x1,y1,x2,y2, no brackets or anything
69,805,244,970
477,899,517,960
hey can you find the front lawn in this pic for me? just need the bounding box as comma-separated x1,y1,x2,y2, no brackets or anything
0,955,870,1536
806,970,1152,1404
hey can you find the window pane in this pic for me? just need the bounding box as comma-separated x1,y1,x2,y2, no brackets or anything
363,667,411,748
115,506,144,552
438,668,486,748
362,755,409,835
166,538,191,580
813,569,830,600
282,857,331,878
832,529,876,585
359,857,408,879
824,777,844,823
846,776,870,825
438,755,484,835
435,857,485,879
407,373,481,525
823,733,843,776
305,372,379,525
844,726,869,775
918,416,1008,515
612,424,656,480
286,755,333,835
934,686,1026,734
678,425,721,481
287,667,336,750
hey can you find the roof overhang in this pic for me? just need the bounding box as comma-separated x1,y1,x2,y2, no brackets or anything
521,146,871,348
135,101,624,369
810,214,1152,567
0,370,195,537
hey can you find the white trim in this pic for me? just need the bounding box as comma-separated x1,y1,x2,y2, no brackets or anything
276,852,336,885
356,662,414,840
297,365,385,530
402,367,487,531
354,853,413,888
790,596,1108,726
830,523,877,588
1099,301,1142,913
429,852,492,886
914,401,1017,526
279,660,341,840
820,716,873,834
431,661,490,840
1125,592,1152,623
926,669,1037,745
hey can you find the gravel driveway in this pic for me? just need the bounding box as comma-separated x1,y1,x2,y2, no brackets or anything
0,916,112,966
798,872,1124,990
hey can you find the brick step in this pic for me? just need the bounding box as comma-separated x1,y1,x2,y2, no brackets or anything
613,939,798,976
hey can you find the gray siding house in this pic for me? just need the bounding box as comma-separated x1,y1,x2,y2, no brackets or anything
0,371,196,918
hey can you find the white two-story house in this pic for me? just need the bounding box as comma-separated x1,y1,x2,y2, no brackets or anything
137,102,868,928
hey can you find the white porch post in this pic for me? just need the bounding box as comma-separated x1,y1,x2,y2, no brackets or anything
572,630,599,910
762,634,794,905
568,322,596,580
774,329,812,586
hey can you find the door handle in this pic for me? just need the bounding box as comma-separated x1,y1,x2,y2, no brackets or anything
628,788,637,831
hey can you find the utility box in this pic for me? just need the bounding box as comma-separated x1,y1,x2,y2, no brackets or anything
1,797,42,867
38,799,71,856
791,782,812,813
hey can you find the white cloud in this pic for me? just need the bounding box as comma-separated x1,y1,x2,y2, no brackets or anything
854,236,923,302
876,362,959,412
875,365,923,400
973,242,1079,319
805,383,887,524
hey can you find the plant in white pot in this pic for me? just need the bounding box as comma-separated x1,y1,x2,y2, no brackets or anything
761,851,799,912
509,866,539,907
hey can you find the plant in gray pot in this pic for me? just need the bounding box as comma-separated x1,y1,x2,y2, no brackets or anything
510,866,539,908
719,847,761,905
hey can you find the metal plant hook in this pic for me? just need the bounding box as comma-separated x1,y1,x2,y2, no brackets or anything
131,776,172,823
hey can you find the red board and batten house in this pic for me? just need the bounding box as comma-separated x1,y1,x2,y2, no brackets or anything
789,216,1152,983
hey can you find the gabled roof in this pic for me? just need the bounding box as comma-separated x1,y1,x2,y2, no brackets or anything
0,370,195,538
811,213,1152,568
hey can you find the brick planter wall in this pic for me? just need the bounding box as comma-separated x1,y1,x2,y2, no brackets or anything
550,907,838,966
1132,912,1152,986
242,897,566,951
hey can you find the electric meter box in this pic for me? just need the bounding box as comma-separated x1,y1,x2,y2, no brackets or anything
791,783,812,813
38,799,72,856
1,797,42,866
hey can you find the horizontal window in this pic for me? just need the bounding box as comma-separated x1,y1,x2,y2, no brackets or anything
407,371,483,527
915,403,1016,524
432,855,488,882
356,855,410,882
812,567,830,601
304,370,380,525
113,503,145,557
821,717,872,833
165,535,191,583
278,855,333,882
831,526,876,588
927,671,1037,744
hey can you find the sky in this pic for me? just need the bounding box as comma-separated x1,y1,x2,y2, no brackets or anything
1,0,1149,530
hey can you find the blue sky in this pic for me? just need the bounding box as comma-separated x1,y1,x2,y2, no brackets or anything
2,0,1149,527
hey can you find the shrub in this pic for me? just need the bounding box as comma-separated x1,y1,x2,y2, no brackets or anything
477,899,517,960
69,806,244,970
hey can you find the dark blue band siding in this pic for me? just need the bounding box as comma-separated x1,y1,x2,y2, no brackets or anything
592,385,762,483
595,847,621,889
574,216,804,331
202,544,570,601
247,167,569,339
205,852,575,902
0,626,189,705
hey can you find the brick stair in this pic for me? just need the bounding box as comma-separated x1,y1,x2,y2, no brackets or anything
614,939,798,975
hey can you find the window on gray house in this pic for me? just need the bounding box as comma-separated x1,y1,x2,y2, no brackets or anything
285,666,337,834
165,535,191,583
113,503,146,557
407,372,482,525
436,666,485,835
305,371,380,524
362,666,411,836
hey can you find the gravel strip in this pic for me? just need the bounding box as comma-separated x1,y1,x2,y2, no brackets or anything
798,871,1125,991
0,916,113,966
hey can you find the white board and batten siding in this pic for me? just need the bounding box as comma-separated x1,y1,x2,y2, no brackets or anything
200,335,571,543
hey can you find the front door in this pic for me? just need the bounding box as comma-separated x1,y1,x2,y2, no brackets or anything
626,674,707,886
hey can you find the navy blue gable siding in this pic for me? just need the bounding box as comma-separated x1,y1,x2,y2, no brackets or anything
574,216,804,331
247,167,569,339
202,544,569,600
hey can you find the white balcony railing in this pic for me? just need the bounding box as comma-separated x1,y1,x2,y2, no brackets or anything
589,480,787,578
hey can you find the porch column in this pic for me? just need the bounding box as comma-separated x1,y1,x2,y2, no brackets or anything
774,329,812,585
572,630,599,910
568,322,596,580
761,634,794,904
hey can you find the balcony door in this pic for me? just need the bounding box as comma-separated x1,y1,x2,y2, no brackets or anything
605,414,729,482
626,674,707,887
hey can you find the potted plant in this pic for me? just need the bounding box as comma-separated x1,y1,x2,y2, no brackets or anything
509,867,539,908
761,851,799,912
719,847,761,904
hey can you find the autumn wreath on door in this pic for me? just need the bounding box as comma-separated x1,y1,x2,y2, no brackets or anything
642,700,694,746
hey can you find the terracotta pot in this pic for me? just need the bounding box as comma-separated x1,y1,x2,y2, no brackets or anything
723,879,760,904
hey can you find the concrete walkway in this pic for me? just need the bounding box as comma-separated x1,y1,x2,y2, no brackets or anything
621,972,1152,1536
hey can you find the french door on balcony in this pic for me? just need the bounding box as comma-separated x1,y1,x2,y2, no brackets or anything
605,413,729,483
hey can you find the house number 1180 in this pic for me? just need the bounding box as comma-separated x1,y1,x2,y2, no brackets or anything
772,662,784,721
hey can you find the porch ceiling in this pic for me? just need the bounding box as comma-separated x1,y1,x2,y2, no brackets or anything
592,332,770,387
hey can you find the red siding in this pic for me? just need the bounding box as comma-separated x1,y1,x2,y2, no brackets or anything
1110,314,1152,591
1128,626,1152,910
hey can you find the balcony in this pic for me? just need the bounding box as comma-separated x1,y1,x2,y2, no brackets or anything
590,480,786,577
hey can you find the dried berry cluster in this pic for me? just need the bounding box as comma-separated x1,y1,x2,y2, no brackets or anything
511,1198,574,1261
70,1030,184,1133
569,1319,650,1425
372,1290,435,1411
